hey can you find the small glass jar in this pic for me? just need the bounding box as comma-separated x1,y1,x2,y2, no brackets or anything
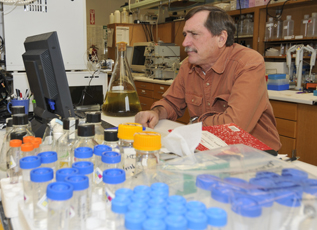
102,128,120,152
103,168,126,203
55,168,79,182
74,147,93,163
7,139,22,184
46,182,73,230
86,112,104,144
23,136,35,144
32,140,41,155
106,196,131,229
37,151,58,177
21,143,34,157
93,145,112,187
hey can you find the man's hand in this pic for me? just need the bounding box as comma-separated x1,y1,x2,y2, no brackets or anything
135,106,167,129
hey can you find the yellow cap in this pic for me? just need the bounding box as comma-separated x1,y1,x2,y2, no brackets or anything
118,122,143,140
133,131,161,151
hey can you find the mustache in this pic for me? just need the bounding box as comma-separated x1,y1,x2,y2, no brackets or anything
184,47,197,53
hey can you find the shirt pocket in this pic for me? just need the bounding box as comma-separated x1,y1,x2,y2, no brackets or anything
185,93,203,117
212,94,230,113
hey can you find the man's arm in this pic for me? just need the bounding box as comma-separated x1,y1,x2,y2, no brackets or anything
134,106,168,129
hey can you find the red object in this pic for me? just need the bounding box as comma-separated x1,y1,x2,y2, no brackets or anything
90,9,95,25
20,92,22,98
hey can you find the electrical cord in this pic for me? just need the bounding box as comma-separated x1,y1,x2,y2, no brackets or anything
236,0,242,44
74,69,98,107
265,0,290,21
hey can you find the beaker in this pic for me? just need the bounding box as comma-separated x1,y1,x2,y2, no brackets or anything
102,42,142,117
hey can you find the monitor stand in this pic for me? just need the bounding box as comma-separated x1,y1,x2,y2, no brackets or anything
31,107,58,137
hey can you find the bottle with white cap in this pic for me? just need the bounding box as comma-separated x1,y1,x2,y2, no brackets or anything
307,12,317,37
282,15,294,38
109,13,114,24
30,167,54,229
114,10,121,23
47,182,73,230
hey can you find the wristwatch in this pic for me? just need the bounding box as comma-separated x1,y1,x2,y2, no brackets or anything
189,116,199,124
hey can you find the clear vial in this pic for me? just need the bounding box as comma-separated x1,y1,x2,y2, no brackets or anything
283,15,294,38
118,123,143,178
55,167,79,182
47,182,73,230
265,17,274,41
37,151,58,177
103,168,126,203
7,139,22,184
301,14,310,38
93,145,112,190
102,128,120,152
205,207,227,230
74,147,93,163
19,156,41,209
30,167,54,229
65,175,89,230
56,117,79,169
86,112,104,144
21,143,34,157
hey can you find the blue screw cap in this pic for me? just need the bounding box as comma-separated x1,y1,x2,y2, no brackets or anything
94,144,112,156
20,156,41,169
102,168,126,184
167,195,187,205
186,211,208,230
30,167,54,182
282,168,308,181
143,218,166,230
46,182,73,201
231,196,262,217
148,197,167,209
186,201,206,212
115,188,133,198
165,214,187,230
196,174,219,191
74,147,93,159
151,182,169,193
111,196,131,214
303,178,317,195
125,211,147,230
65,175,89,191
72,161,94,175
166,203,187,215
56,168,79,182
37,151,58,164
205,207,227,227
128,201,148,213
131,193,150,203
101,151,121,164
211,184,235,204
146,207,167,220
134,185,151,195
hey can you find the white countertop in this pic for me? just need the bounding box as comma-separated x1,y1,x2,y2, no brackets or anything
132,73,317,105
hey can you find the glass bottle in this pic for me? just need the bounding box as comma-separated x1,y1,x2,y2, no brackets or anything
21,143,34,157
121,7,128,23
273,17,283,39
0,118,13,172
118,122,143,178
102,128,120,152
85,112,104,144
265,17,274,41
301,14,310,38
102,42,142,117
283,15,294,38
243,14,253,36
307,12,317,38
71,124,98,165
7,139,22,184
56,117,79,169
11,106,32,130
41,119,56,152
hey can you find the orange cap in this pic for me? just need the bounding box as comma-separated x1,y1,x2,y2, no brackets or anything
133,131,161,151
9,139,22,148
23,136,35,144
21,143,34,152
117,42,127,51
31,140,40,149
118,123,143,140
33,137,42,144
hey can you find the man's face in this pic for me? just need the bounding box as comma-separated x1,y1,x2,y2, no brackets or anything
182,11,222,69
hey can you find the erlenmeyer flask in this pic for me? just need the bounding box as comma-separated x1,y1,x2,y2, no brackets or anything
102,42,142,117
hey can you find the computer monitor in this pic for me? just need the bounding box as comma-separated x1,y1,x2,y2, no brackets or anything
130,42,152,73
22,31,74,137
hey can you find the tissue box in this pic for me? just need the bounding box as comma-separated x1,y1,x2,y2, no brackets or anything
267,74,289,91
1,177,23,218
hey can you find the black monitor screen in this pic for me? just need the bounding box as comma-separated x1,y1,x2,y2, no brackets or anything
22,31,74,137
132,46,146,65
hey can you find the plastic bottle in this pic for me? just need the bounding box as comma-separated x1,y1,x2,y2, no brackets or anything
47,182,73,230
274,17,283,39
65,175,89,230
7,139,22,184
283,15,294,38
186,211,208,230
117,122,143,178
0,118,13,172
129,13,134,24
20,156,41,209
133,131,161,183
56,117,78,169
103,168,126,203
86,112,104,144
109,13,114,24
205,207,227,230
102,128,120,152
121,8,128,23
102,42,142,117
30,167,54,229
307,12,317,37
143,219,166,230
301,14,310,38
93,145,112,189
114,10,121,23
74,147,93,163
265,17,274,41
164,214,187,230
55,167,79,182
243,14,253,36
72,124,98,164
37,151,58,175
106,196,131,229
21,143,34,157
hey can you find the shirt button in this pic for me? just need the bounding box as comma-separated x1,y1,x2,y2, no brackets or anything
192,99,194,102
206,83,209,86
223,104,226,107
207,102,210,106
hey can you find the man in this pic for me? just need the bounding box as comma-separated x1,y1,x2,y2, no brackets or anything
135,6,281,151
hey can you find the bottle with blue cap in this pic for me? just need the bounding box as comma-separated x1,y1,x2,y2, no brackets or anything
74,146,94,164
38,151,58,175
205,207,227,230
55,168,79,182
124,211,147,230
20,156,41,209
106,196,131,229
143,218,166,230
102,128,120,152
47,182,73,230
103,168,126,203
196,174,219,207
93,144,112,187
72,161,94,216
302,178,317,229
30,167,54,229
186,211,208,230
65,175,89,230
56,117,79,169
115,188,133,199
165,214,187,230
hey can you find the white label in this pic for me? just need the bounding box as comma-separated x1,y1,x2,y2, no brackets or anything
266,23,273,27
94,167,103,184
69,119,76,139
69,206,75,219
112,86,124,91
200,131,228,150
295,35,304,39
229,125,240,132
142,157,148,167
284,36,292,40
9,155,16,169
123,148,136,174
283,26,288,29
37,194,48,211
125,95,130,111
303,20,308,24
105,187,115,202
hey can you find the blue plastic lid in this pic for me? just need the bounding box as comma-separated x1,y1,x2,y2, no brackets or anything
256,171,280,179
166,204,187,215
223,177,248,191
143,218,166,230
134,185,151,195
148,197,167,209
37,151,58,164
103,168,126,184
167,195,187,206
249,177,276,190
205,207,227,227
281,168,308,181
72,161,94,175
303,178,317,195
186,201,206,212
131,193,150,203
65,175,89,191
275,189,302,207
46,182,73,201
151,182,169,193
111,196,131,214
56,168,79,182
101,151,121,164
150,189,169,199
268,74,286,80
196,174,219,191
164,215,187,230
146,207,167,220
231,196,262,217
128,201,148,213
211,185,235,204
20,156,41,169
94,144,112,156
30,167,54,182
115,188,133,198
185,211,208,230
125,211,147,230
247,189,275,207
74,147,93,159
274,180,303,194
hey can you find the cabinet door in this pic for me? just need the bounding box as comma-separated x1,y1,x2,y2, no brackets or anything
137,88,154,98
135,81,154,90
153,84,169,100
275,118,297,138
270,100,297,121
279,136,296,158
139,96,153,111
